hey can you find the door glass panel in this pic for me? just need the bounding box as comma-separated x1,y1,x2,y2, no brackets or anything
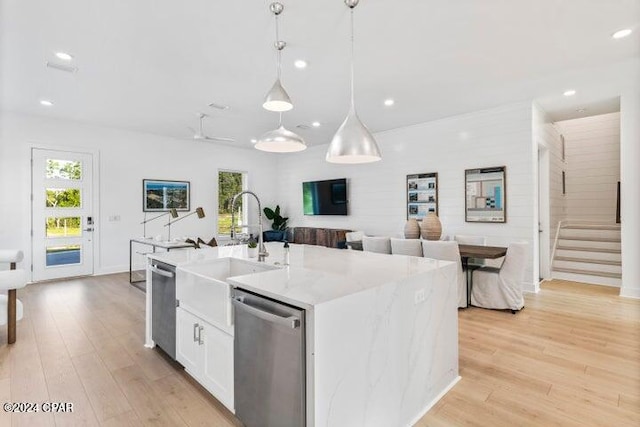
46,159,82,180
46,217,81,237
46,188,81,208
46,244,81,267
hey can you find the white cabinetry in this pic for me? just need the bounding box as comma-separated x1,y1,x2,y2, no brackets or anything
176,306,234,411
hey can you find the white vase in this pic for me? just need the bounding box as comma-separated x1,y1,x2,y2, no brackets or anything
247,247,258,258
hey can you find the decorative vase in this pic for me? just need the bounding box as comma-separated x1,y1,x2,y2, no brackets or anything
403,219,420,239
247,246,258,258
421,213,442,241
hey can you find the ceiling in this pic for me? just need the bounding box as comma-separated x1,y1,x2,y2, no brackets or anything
1,0,639,147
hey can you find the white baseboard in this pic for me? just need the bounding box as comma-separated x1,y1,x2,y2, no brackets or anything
620,287,640,299
522,280,539,294
406,375,461,427
95,265,129,276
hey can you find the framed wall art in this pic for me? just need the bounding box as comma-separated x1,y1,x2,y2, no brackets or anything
465,166,506,223
407,172,438,221
143,179,190,212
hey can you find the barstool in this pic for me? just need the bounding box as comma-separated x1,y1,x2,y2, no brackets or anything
0,250,26,344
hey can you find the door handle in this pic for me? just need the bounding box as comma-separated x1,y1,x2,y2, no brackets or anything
150,265,175,278
83,227,94,232
232,296,300,329
198,326,204,345
193,323,199,342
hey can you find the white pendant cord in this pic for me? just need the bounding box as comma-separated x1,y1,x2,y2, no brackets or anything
350,8,356,109
275,13,282,80
279,111,283,127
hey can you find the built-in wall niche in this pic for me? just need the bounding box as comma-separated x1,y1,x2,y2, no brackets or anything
406,172,438,221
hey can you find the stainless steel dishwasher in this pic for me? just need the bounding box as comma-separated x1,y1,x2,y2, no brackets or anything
232,289,306,427
150,261,177,360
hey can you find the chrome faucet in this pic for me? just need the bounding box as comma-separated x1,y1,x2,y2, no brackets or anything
230,191,269,261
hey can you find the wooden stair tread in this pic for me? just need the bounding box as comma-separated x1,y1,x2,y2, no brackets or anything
558,236,621,243
556,246,621,254
562,225,621,231
554,256,621,266
553,267,622,279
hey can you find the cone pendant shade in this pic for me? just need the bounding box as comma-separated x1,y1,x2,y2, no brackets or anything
326,0,382,164
255,125,306,153
263,78,293,112
326,106,381,163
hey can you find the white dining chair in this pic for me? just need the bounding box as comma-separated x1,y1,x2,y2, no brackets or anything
345,231,365,242
362,236,391,254
454,235,487,267
345,231,365,250
390,238,423,257
470,242,528,313
0,249,27,344
422,240,467,308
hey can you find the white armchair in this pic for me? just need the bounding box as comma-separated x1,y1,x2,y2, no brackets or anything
362,236,391,254
422,240,467,308
470,242,528,312
390,238,422,257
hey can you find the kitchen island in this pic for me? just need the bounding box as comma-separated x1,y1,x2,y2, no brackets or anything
145,242,459,427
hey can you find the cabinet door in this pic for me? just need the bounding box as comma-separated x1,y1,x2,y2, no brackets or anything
176,307,201,374
201,322,234,411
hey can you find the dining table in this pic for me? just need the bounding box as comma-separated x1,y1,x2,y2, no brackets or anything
458,244,508,307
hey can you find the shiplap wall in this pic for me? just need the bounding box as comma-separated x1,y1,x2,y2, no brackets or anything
555,113,620,223
276,102,537,290
547,123,566,240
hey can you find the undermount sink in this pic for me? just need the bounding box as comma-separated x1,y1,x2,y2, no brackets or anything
176,258,278,334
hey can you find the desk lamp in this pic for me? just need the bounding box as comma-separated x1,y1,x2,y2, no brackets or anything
164,207,205,241
140,208,178,238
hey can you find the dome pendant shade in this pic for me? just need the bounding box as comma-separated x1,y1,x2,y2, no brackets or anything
255,125,307,153
263,78,293,112
326,107,381,164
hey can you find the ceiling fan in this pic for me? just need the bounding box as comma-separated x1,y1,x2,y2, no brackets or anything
187,113,235,142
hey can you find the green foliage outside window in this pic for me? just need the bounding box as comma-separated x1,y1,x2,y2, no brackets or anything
218,171,245,235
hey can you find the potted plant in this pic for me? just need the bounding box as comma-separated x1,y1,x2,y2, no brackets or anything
263,205,288,242
247,239,258,258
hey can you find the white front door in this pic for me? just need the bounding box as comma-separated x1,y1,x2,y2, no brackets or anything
31,148,94,281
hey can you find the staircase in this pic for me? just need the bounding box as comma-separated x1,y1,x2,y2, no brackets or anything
552,222,621,286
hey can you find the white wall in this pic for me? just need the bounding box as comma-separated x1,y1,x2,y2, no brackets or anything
620,90,640,299
277,102,538,291
0,111,278,275
555,113,620,223
532,104,565,275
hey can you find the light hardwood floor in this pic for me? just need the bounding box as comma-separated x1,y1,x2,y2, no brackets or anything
1,275,638,426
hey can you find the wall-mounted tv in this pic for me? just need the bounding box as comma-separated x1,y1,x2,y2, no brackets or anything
303,178,348,216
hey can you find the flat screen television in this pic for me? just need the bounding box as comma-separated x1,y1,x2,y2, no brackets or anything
302,178,348,215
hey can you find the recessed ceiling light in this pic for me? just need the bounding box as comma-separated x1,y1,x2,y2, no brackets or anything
612,28,632,39
294,59,307,69
250,138,257,143
55,52,74,61
384,99,395,106
40,99,53,107
312,121,321,127
563,89,576,96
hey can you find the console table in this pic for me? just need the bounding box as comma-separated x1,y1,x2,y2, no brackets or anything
129,238,193,287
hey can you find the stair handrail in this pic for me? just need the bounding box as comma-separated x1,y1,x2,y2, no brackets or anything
551,220,564,265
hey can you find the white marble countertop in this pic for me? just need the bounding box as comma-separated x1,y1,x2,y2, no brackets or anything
149,242,454,309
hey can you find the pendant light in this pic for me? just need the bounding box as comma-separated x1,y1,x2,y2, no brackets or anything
263,2,293,112
256,2,306,153
326,0,382,164
255,113,307,152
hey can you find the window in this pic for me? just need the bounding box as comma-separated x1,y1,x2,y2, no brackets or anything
218,171,247,236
